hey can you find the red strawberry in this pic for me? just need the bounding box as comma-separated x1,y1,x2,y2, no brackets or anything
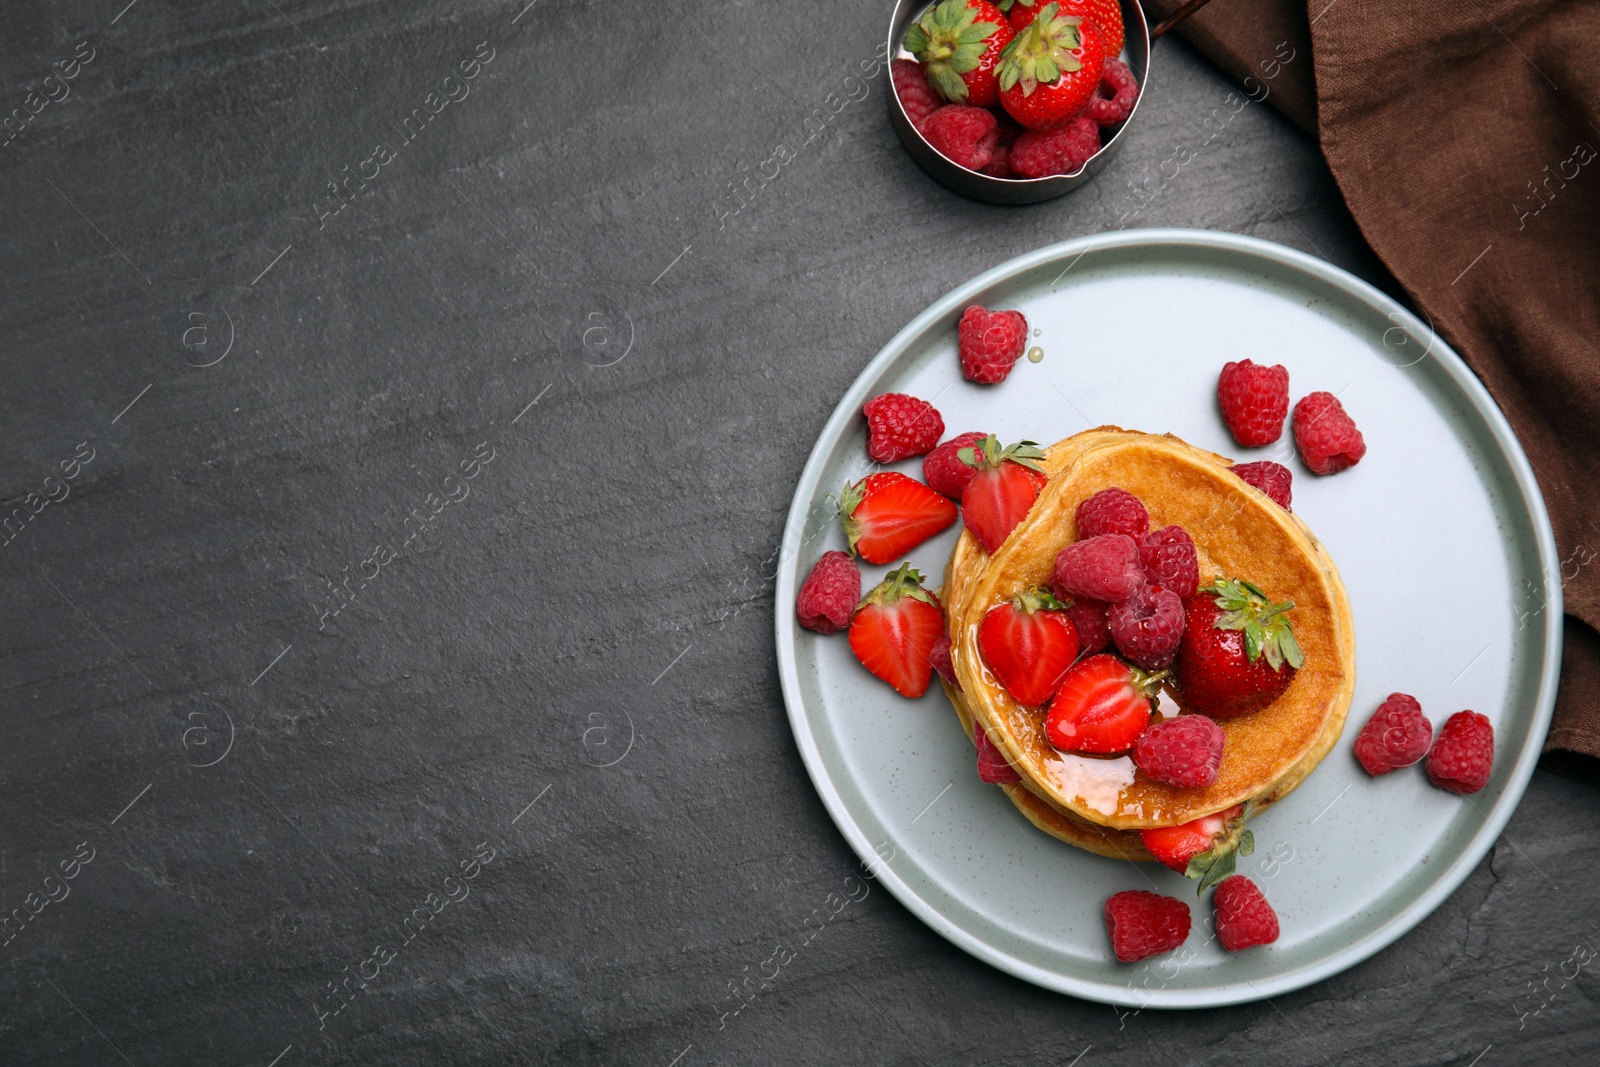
1009,114,1100,177
1076,486,1149,540
958,305,1029,383
1174,578,1304,719
1352,693,1433,776
1139,803,1253,892
923,431,990,499
920,105,1000,170
1231,460,1293,511
1293,391,1367,475
1216,359,1290,447
959,436,1048,553
904,0,1015,107
1050,532,1144,603
1108,582,1185,670
891,59,943,129
1138,525,1199,601
1044,653,1161,754
838,472,959,565
1133,713,1225,788
1085,56,1138,125
974,721,1022,783
795,551,861,634
1063,597,1110,653
1104,890,1190,963
930,633,960,689
979,587,1080,706
863,392,944,463
848,564,945,698
1213,875,1279,951
1005,0,1124,56
996,5,1105,130
1425,710,1495,794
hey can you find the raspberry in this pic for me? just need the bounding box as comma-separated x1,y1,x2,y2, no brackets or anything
980,143,1014,179
1108,583,1185,669
1213,875,1279,951
1353,693,1432,776
922,431,989,500
1076,486,1149,540
1231,460,1293,511
1009,115,1100,179
1426,710,1494,794
921,105,999,171
1293,391,1367,475
1217,359,1290,447
1051,533,1144,603
1138,525,1199,600
930,633,960,689
796,551,861,634
1104,890,1191,963
891,59,942,129
1086,57,1138,126
974,721,1020,784
958,305,1028,384
863,393,944,463
1063,597,1111,653
1133,713,1224,788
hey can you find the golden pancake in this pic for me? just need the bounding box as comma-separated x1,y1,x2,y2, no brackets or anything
941,671,1347,860
942,428,1355,834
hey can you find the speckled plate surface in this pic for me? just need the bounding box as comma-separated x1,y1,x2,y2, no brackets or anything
773,229,1562,1008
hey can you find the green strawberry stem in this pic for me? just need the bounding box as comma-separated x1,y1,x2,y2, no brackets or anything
1205,577,1305,672
862,562,938,608
1185,803,1255,895
836,479,866,554
903,0,1004,104
996,2,1082,96
1128,665,1169,699
957,435,1046,473
1015,586,1068,614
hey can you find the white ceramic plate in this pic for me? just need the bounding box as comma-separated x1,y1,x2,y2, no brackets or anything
774,229,1561,1007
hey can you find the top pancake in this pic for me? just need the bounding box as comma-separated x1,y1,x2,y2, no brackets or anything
944,428,1355,831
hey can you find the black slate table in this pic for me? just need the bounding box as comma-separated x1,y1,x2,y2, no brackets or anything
3,2,1597,1065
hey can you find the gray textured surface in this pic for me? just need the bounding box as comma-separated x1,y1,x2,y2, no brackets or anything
0,2,1595,1065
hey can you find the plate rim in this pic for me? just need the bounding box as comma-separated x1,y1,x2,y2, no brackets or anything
773,227,1563,1008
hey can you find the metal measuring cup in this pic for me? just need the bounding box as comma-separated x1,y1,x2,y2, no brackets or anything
887,0,1215,204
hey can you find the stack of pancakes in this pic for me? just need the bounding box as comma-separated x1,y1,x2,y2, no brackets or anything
940,428,1356,860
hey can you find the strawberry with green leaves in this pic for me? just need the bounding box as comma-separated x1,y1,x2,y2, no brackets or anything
1002,0,1124,56
979,587,1080,706
848,564,946,698
904,0,1016,108
838,472,958,565
1044,653,1163,753
959,436,1048,553
1175,578,1305,718
1139,804,1254,893
996,2,1106,130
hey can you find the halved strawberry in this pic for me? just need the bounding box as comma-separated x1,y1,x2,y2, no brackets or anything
838,472,959,565
960,436,1048,553
1139,803,1253,893
1044,653,1162,753
848,564,946,698
978,587,1080,706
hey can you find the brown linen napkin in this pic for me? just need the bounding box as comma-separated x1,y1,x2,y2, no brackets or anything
1143,0,1600,758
